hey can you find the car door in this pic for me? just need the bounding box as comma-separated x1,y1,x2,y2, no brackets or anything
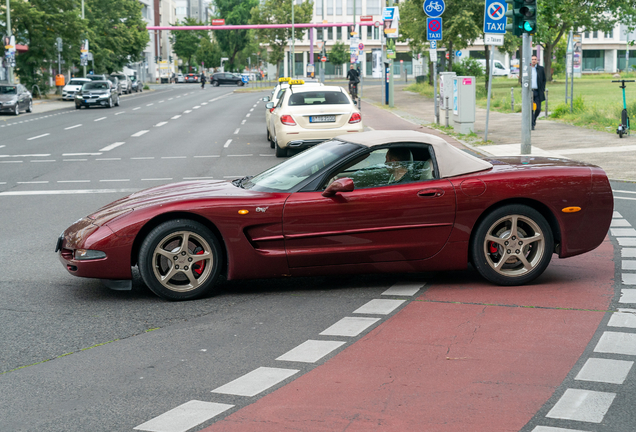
18,85,27,109
282,147,457,268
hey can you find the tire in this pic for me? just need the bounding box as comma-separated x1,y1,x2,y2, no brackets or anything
13,104,19,115
138,219,223,301
470,204,553,286
619,129,624,138
212,81,219,87
26,99,32,113
275,137,287,157
115,96,120,107
238,81,244,86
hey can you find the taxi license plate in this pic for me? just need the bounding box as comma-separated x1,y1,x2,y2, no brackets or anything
310,115,335,123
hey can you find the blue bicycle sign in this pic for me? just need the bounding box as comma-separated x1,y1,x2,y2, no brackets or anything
423,0,445,18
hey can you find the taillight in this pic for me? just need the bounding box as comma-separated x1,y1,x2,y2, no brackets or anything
269,108,275,113
280,115,297,126
348,112,361,124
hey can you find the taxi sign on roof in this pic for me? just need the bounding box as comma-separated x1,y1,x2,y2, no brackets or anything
289,79,305,85
278,77,291,83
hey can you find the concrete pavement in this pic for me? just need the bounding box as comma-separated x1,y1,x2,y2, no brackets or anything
361,82,636,182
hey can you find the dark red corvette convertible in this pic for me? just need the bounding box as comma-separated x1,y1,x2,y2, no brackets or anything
56,130,613,300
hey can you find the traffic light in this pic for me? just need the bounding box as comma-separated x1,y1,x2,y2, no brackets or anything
169,55,173,63
505,0,523,37
520,0,537,34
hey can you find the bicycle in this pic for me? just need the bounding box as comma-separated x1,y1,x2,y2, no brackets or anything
425,1,443,13
612,79,635,138
348,81,358,101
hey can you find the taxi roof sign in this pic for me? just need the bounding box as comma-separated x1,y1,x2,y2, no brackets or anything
289,79,305,85
278,77,291,83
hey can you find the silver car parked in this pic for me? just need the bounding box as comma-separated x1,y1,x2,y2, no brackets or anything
0,84,33,116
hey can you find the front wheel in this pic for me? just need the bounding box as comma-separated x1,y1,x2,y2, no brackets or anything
13,104,19,115
470,205,553,286
26,99,33,113
212,81,219,87
138,219,223,301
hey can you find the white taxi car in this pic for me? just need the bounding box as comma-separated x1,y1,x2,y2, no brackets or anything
267,81,363,157
263,78,324,149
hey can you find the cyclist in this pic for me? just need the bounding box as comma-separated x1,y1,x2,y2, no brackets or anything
346,64,360,100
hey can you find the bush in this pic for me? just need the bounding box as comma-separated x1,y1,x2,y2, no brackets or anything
452,58,484,78
550,95,585,118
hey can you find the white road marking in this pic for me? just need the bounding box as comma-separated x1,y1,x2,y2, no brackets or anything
259,154,274,157
618,238,636,246
595,331,636,355
115,111,125,115
168,98,173,100
241,119,246,124
193,106,201,109
623,275,636,285
31,160,55,163
62,153,102,156
531,427,588,432
211,367,298,397
614,211,623,218
227,154,253,157
623,248,636,257
353,299,405,315
223,139,232,148
320,317,381,337
234,128,240,134
608,309,636,328
612,219,632,227
99,142,125,152
161,156,187,159
611,228,636,236
616,196,636,201
132,130,149,137
183,177,215,180
27,133,50,141
63,159,87,162
184,110,192,114
0,188,139,196
99,179,130,182
155,122,168,127
382,282,424,296
171,115,181,119
142,178,173,181
131,157,155,160
0,161,23,163
146,103,154,106
57,180,90,183
95,158,121,161
575,358,633,384
133,400,233,432
133,107,141,110
94,117,107,122
17,181,49,184
250,108,254,112
546,389,615,423
201,102,207,105
623,260,636,270
64,124,82,130
159,100,165,103
276,340,345,363
193,155,220,158
246,113,250,117
0,154,50,158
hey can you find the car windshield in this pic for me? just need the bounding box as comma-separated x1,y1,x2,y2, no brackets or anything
288,91,350,106
242,140,360,192
0,86,17,95
86,76,104,80
83,82,109,90
68,80,87,86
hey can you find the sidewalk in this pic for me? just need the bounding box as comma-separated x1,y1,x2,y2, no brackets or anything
362,82,636,182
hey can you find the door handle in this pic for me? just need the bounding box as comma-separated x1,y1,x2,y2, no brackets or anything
418,188,445,198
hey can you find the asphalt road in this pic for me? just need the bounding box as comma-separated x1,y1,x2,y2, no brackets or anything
1,84,635,432
0,84,419,431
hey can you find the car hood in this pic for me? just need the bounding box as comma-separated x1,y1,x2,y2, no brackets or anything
0,94,17,102
87,180,264,222
63,85,83,91
81,90,109,94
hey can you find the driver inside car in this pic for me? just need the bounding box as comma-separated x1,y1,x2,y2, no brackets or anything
385,147,417,184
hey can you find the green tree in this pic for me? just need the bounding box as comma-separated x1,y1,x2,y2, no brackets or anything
250,0,314,77
171,17,208,72
533,0,636,81
212,0,258,70
327,41,349,75
3,0,85,92
84,0,149,74
195,37,222,69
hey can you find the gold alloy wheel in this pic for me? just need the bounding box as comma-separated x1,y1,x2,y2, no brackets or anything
151,230,214,292
483,214,546,278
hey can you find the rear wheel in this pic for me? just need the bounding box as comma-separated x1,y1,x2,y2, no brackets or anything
471,204,553,286
275,137,287,157
212,81,219,87
138,219,223,301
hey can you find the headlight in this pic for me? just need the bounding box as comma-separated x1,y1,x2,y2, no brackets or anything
75,95,82,99
98,94,109,99
74,249,107,260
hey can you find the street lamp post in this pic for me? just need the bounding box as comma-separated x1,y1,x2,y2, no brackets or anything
6,0,13,84
291,0,295,78
82,0,87,77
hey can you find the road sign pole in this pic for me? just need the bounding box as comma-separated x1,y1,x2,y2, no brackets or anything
388,0,394,108
521,33,532,155
434,60,438,123
6,0,13,84
484,45,495,141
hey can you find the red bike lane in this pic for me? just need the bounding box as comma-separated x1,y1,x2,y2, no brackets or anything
202,237,614,432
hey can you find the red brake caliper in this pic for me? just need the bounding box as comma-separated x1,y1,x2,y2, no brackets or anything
193,249,206,275
489,242,498,254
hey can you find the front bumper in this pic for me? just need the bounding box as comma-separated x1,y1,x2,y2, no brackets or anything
0,102,18,112
277,123,364,149
75,97,111,107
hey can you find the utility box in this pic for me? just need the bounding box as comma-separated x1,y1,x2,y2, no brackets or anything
438,72,456,111
452,75,476,134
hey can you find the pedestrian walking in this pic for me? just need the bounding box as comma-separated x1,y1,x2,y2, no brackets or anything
531,55,546,131
200,72,206,89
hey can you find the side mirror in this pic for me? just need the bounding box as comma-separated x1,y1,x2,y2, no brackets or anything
265,102,274,109
322,178,355,197
262,96,270,102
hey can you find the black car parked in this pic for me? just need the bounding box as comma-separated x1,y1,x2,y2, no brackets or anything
210,72,244,86
75,81,119,109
